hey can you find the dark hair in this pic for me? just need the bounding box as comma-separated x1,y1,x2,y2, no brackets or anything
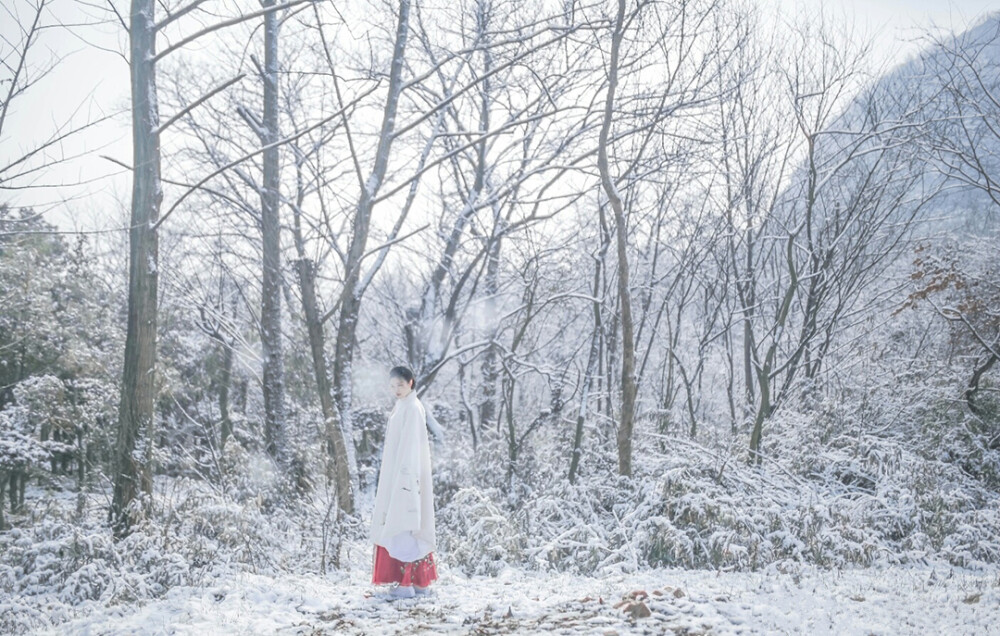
390,365,416,389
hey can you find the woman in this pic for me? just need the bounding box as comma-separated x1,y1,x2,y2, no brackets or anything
370,366,438,598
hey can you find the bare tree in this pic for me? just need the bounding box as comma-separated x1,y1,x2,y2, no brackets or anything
900,18,1000,416
192,254,242,453
287,112,357,513
595,0,638,477
402,0,598,441
328,0,413,447
569,210,609,483
592,0,733,475
0,0,118,195
725,14,927,464
709,8,796,449
306,0,593,463
111,0,163,539
919,18,1000,216
110,0,312,538
234,0,289,467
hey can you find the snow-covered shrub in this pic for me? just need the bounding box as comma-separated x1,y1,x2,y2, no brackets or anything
0,409,49,476
438,398,1000,575
631,447,827,570
519,479,622,573
771,386,1000,567
0,481,278,632
219,441,286,505
0,518,194,609
171,492,280,572
0,402,51,526
939,509,1000,566
436,486,525,576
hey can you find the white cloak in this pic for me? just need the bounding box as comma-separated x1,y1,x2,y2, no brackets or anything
369,390,436,561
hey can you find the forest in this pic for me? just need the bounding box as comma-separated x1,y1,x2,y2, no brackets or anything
1,0,999,632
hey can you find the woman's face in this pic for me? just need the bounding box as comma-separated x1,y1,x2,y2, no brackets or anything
390,376,413,399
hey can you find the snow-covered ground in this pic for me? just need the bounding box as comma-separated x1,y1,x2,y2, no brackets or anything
30,557,997,635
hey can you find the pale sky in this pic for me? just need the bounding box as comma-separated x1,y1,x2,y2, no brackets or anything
0,0,997,231
766,0,998,67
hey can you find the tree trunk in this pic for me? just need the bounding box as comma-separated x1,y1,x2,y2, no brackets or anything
569,256,603,484
9,473,19,512
16,472,24,510
219,339,233,450
236,377,248,415
597,0,637,478
112,0,160,539
748,369,770,463
332,0,411,428
741,218,756,424
966,353,999,416
748,232,799,465
504,375,517,487
292,202,355,514
260,0,287,467
478,232,501,432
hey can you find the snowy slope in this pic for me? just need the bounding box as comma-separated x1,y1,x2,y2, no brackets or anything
26,545,998,635
879,13,1000,236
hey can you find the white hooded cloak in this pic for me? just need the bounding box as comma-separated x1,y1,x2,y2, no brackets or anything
369,390,436,561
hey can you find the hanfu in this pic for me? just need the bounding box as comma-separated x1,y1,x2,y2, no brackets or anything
370,389,438,588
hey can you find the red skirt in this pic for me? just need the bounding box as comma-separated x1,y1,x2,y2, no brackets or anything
371,544,438,587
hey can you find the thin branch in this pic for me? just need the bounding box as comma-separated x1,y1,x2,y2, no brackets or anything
319,223,430,325
153,0,208,31
153,81,380,231
152,0,316,63
156,73,245,135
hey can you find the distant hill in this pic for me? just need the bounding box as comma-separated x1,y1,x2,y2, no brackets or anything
880,13,1000,237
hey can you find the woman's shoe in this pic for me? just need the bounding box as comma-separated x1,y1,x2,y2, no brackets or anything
390,584,415,599
414,585,431,595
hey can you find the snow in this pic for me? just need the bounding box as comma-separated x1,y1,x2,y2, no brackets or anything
26,553,999,635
